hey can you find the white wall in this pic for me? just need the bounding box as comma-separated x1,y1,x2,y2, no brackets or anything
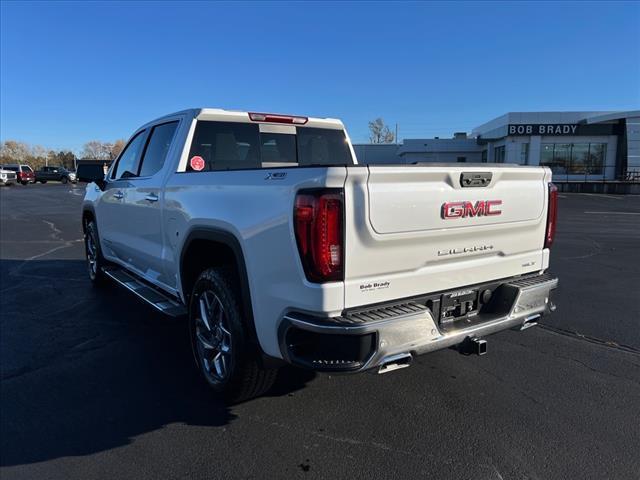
529,136,541,166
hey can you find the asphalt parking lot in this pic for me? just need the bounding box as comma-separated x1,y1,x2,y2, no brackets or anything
1,183,639,480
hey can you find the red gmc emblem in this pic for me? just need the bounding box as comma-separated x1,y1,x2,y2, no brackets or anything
442,200,503,219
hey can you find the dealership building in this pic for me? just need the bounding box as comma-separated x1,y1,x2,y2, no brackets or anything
354,110,640,185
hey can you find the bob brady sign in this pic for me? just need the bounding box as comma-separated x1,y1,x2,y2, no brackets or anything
508,124,577,135
507,123,620,136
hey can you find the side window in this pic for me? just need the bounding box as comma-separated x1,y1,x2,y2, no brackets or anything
296,127,352,166
187,121,260,171
112,131,147,179
139,121,179,177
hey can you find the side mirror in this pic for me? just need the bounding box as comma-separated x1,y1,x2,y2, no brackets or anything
77,165,106,190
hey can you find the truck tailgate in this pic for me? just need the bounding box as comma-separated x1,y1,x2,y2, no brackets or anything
343,165,552,309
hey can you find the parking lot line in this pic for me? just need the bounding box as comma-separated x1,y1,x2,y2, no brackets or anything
572,193,624,200
583,211,640,215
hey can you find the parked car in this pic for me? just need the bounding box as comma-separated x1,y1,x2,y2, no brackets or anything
0,166,17,186
79,108,559,402
35,166,77,184
3,164,35,185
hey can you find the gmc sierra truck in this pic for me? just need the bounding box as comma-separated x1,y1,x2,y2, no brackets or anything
79,108,558,402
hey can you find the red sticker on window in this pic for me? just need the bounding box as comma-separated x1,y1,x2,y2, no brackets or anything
190,156,205,171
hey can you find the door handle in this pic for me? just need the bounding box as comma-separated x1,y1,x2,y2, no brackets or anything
113,191,124,200
145,193,159,202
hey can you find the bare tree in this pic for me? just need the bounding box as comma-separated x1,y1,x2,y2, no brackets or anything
0,140,77,169
0,140,30,163
102,142,114,159
368,118,395,144
47,150,57,167
56,151,77,170
31,145,48,169
82,140,109,160
111,139,126,159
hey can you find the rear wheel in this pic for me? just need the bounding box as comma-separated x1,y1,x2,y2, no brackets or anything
21,181,27,185
40,180,47,184
189,267,277,403
61,177,68,184
85,220,106,286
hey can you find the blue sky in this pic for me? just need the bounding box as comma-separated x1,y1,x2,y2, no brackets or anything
1,1,639,152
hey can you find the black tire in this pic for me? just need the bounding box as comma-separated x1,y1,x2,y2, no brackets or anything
85,220,106,286
40,180,47,184
21,181,27,185
61,176,68,184
189,267,277,403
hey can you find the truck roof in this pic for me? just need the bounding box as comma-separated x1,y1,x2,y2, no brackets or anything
146,108,345,131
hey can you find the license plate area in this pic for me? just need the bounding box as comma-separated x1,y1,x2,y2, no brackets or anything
423,279,506,330
439,288,480,325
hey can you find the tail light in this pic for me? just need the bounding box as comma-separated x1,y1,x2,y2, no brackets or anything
545,183,558,248
294,189,344,282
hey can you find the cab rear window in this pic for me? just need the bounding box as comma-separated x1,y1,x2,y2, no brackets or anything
186,121,352,172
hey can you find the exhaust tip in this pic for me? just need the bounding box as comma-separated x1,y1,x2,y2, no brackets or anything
378,353,413,374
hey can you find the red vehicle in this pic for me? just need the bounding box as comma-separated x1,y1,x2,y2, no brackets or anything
4,164,35,185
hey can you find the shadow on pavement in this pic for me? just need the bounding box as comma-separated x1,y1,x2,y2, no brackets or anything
0,259,316,467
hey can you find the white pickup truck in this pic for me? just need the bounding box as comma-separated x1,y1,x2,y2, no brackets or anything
79,108,558,402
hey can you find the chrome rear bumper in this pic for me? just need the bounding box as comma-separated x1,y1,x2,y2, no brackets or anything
279,273,558,373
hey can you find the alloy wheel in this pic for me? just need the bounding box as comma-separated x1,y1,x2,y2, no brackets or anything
195,290,233,383
85,230,97,279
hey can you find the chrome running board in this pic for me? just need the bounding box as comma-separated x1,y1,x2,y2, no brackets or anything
103,267,187,317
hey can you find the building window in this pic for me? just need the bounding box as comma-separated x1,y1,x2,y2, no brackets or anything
540,144,554,168
554,144,571,174
457,156,466,163
520,143,529,165
569,144,589,174
540,143,606,175
588,143,606,174
494,146,505,163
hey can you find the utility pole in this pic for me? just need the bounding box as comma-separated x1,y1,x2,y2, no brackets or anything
395,123,398,145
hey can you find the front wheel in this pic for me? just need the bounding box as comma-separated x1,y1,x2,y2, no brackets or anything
189,267,277,403
85,221,106,286
40,180,47,184
61,177,68,184
21,181,27,185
